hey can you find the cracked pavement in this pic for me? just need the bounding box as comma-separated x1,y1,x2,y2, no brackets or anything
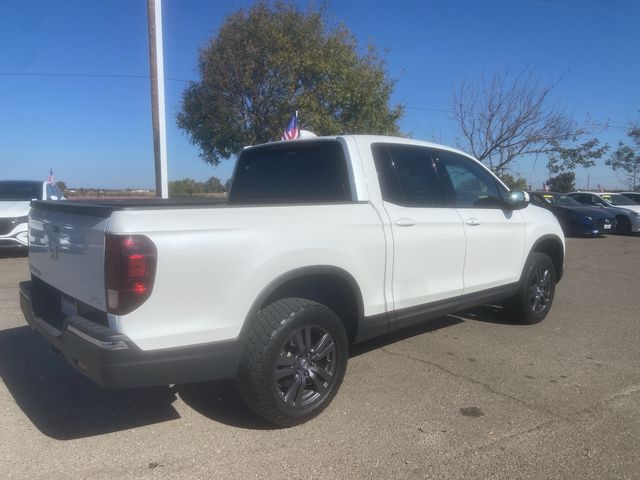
0,235,639,479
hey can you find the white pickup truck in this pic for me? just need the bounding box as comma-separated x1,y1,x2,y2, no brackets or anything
20,135,565,426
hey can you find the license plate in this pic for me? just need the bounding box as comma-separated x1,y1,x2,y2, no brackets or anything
61,295,78,318
604,224,611,230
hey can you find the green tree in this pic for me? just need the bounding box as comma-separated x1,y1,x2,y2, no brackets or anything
177,1,403,166
606,123,640,190
547,172,575,193
204,176,225,193
499,173,528,190
55,180,67,192
547,138,608,175
169,178,205,197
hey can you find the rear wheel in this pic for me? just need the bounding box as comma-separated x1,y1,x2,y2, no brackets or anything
505,252,556,324
236,297,348,427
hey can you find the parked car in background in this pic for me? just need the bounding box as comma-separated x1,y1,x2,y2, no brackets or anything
620,192,640,204
567,191,640,234
528,191,616,237
0,180,65,248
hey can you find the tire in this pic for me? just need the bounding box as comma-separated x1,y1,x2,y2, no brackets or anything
616,216,632,235
504,252,556,325
236,297,349,427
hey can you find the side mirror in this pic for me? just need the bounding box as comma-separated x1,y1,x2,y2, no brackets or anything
504,190,529,210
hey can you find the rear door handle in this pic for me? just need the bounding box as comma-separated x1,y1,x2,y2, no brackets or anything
466,218,481,226
395,218,418,227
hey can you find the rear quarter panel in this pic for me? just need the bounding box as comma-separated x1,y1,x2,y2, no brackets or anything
107,203,387,350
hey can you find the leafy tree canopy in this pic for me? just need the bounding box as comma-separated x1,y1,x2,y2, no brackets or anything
204,176,225,193
547,138,608,175
499,173,528,191
177,1,403,166
606,121,640,190
547,172,575,193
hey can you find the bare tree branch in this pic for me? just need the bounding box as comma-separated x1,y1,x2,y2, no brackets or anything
451,67,578,175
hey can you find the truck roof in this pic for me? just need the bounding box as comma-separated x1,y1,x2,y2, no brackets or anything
246,134,477,162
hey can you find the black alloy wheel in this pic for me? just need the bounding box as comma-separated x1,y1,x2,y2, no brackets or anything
275,325,337,408
236,297,348,427
528,263,552,314
505,252,556,324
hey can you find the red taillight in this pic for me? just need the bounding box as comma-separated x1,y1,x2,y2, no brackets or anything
105,234,157,315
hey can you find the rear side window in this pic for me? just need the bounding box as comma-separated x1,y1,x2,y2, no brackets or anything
372,143,444,207
229,141,352,204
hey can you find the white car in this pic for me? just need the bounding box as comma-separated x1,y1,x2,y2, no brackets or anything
0,180,65,248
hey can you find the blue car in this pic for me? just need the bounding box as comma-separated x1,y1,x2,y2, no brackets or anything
528,192,616,237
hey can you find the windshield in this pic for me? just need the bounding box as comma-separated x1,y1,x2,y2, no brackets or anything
532,192,581,207
601,194,638,206
0,181,41,201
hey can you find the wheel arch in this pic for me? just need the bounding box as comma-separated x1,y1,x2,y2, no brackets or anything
240,266,365,344
529,234,565,283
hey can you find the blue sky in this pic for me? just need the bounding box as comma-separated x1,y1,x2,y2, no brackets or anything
1,0,639,190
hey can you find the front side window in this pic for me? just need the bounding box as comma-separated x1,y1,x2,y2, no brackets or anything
371,143,444,207
588,195,607,206
229,140,352,204
435,152,505,208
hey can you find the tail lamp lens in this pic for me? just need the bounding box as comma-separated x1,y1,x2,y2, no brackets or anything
105,234,157,315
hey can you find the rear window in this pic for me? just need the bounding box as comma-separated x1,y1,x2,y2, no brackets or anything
229,140,352,204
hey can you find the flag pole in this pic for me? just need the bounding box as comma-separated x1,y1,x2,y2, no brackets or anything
147,0,169,199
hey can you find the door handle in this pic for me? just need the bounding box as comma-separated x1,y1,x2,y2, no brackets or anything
466,218,481,226
395,218,418,227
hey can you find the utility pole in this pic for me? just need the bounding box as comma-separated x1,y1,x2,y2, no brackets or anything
147,0,169,198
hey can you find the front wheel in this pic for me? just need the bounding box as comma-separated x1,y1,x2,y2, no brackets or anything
236,297,349,427
616,216,632,235
505,252,556,324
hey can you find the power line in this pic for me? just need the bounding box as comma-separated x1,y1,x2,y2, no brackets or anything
0,71,634,131
404,105,455,114
0,71,191,83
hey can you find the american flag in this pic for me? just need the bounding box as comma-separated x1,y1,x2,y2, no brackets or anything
543,182,550,192
47,168,54,184
281,111,299,141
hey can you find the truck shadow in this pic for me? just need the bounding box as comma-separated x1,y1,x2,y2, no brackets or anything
0,326,180,440
1,316,467,437
0,248,27,259
178,315,464,429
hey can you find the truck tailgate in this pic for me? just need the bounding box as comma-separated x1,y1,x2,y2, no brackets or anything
28,203,109,312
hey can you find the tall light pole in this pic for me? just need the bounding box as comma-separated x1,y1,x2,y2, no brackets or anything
147,0,169,198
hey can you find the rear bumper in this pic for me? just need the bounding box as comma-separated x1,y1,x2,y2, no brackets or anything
20,281,241,388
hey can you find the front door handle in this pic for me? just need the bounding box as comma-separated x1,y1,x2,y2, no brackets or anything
466,218,481,226
395,218,418,227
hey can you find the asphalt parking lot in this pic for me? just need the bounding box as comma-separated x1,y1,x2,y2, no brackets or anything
1,236,639,480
